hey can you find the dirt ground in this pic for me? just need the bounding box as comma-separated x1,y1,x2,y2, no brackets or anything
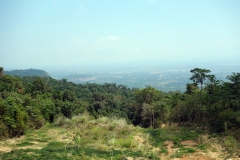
161,137,240,160
1,128,240,160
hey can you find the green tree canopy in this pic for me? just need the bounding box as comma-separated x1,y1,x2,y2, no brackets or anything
190,68,211,90
0,67,3,76
134,86,162,104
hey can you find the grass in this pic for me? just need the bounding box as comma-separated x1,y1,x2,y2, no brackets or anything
197,143,211,151
221,136,239,158
1,114,237,159
1,142,143,160
160,147,168,154
43,142,65,151
170,147,196,158
0,115,147,159
145,126,199,147
16,142,35,147
25,137,50,143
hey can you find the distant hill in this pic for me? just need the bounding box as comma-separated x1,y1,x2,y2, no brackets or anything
5,68,50,77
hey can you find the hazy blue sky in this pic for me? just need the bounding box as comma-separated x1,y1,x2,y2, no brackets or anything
1,0,240,70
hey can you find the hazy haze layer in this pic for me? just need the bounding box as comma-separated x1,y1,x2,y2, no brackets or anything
1,0,240,70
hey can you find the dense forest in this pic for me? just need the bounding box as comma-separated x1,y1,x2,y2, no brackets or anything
0,66,240,140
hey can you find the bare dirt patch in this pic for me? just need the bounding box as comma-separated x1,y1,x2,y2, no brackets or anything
0,146,11,153
181,140,198,146
164,140,174,154
178,154,215,160
161,138,230,160
134,134,145,147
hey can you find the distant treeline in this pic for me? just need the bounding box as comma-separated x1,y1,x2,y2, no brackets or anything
5,68,50,77
0,66,240,140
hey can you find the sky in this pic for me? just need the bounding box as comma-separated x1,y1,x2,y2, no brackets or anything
0,0,240,70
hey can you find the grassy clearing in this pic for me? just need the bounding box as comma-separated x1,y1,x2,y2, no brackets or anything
0,114,239,159
1,141,143,160
0,115,147,159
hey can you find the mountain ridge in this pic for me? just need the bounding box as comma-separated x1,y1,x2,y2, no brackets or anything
5,68,50,77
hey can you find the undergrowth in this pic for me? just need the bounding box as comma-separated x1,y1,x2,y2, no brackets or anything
1,113,239,159
0,114,146,159
145,126,199,147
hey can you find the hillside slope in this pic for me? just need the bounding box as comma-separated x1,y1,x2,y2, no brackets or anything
5,69,50,77
0,114,239,160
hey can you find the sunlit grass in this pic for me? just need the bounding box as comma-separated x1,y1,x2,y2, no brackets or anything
145,126,199,147
1,113,236,159
16,142,35,147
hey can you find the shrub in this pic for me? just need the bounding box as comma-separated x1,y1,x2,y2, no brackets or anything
98,117,109,124
32,115,45,129
108,138,116,146
197,143,211,151
117,137,138,149
0,119,9,138
222,135,239,156
112,118,127,128
142,150,160,160
54,114,66,126
72,113,90,124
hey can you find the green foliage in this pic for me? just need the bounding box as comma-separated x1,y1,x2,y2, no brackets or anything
117,137,135,148
160,147,168,154
43,142,66,151
0,67,3,76
135,86,162,104
221,136,239,157
1,66,240,144
170,147,196,158
185,83,198,94
16,141,35,147
0,96,28,137
197,143,211,151
213,109,235,131
146,127,199,147
222,136,237,149
0,146,143,160
53,114,68,126
0,119,9,138
0,75,23,92
62,90,76,102
142,150,160,160
190,68,211,90
37,98,55,122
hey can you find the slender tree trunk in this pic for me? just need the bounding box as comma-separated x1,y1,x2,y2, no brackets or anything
199,83,203,122
152,109,155,128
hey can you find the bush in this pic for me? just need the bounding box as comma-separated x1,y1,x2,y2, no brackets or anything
0,119,9,138
32,116,45,129
142,150,160,160
111,118,127,128
98,117,109,124
117,137,138,149
197,143,211,151
54,114,67,126
72,112,90,124
222,135,238,155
